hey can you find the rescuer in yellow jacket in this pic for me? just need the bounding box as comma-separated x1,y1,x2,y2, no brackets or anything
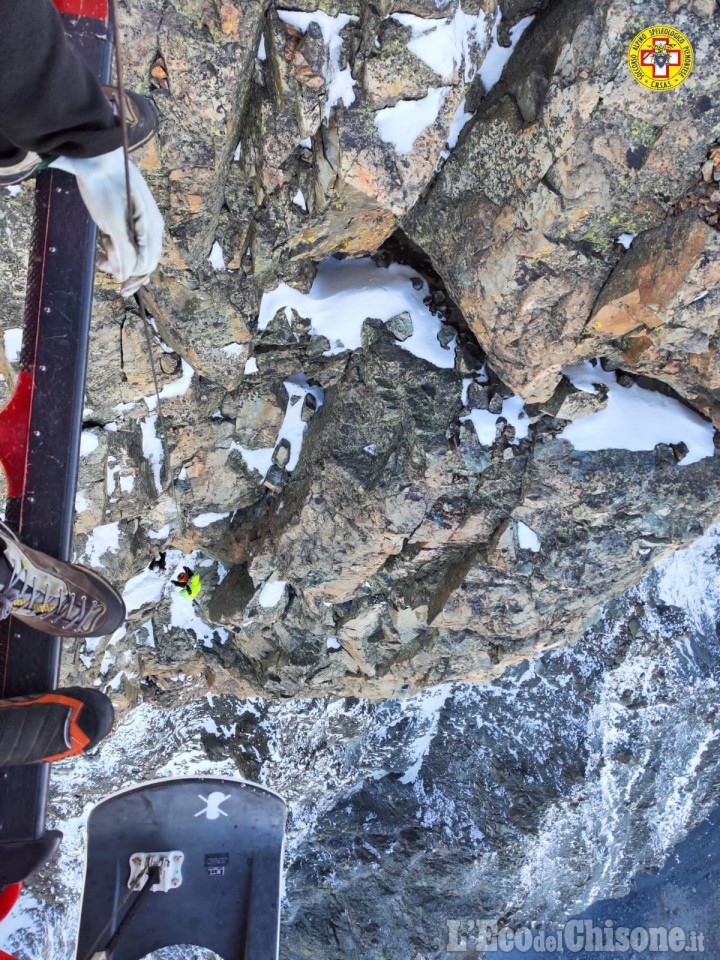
171,566,202,599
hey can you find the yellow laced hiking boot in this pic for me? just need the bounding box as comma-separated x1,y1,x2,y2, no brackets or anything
0,520,125,638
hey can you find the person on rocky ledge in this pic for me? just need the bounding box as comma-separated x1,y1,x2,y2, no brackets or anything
172,565,202,600
0,0,164,773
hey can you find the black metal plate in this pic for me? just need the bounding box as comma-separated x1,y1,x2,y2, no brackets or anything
75,777,287,960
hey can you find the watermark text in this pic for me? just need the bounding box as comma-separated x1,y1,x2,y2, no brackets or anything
446,918,705,953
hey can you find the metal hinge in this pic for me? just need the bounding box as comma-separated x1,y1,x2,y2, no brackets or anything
128,851,184,892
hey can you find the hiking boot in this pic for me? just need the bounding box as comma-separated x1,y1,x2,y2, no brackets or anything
0,687,114,765
0,152,42,188
102,85,158,153
0,519,126,638
0,86,157,187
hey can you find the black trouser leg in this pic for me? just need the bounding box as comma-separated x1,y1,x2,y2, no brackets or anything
0,555,15,590
0,129,26,168
0,0,120,160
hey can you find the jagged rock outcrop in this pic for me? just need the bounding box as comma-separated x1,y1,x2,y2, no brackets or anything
59,307,720,704
204,327,720,697
582,208,720,422
0,0,717,712
404,0,720,405
107,0,543,372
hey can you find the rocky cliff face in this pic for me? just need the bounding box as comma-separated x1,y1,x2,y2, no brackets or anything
405,0,720,408
0,0,719,956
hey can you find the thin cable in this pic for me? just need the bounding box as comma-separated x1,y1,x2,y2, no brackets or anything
81,864,152,958
107,0,185,532
103,864,161,954
137,292,185,530
106,0,133,238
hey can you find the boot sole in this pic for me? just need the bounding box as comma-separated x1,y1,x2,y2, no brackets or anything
59,686,115,752
0,162,41,188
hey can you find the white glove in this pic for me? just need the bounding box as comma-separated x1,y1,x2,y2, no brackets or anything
51,147,164,297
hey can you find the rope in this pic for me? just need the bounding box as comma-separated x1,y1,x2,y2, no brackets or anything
102,864,161,954
83,864,160,958
136,292,184,529
107,0,185,533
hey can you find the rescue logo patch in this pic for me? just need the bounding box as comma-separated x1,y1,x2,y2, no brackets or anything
627,25,694,91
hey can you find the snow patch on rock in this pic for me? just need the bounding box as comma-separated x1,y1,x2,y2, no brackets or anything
123,567,166,614
193,511,231,528
208,240,226,271
517,521,541,552
258,257,455,369
80,521,120,567
3,327,22,363
140,414,163,491
258,580,287,608
278,11,358,119
392,8,489,83
374,87,450,155
144,358,194,411
480,14,534,91
561,362,714,464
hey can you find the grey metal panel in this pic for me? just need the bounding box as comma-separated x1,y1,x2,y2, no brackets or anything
0,8,111,884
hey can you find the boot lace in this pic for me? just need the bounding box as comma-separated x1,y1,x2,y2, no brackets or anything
0,561,100,630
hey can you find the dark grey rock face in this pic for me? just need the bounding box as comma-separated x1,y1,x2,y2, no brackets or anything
206,327,720,699
501,805,720,960
259,530,720,959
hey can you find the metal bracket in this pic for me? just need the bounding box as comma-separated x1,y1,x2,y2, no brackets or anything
128,851,184,893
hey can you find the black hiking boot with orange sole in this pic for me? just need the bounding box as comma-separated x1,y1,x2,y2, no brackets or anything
0,687,114,765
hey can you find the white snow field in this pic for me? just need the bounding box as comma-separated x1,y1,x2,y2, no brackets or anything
561,362,714,465
258,579,288,608
258,256,456,369
192,512,231,528
460,361,714,465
